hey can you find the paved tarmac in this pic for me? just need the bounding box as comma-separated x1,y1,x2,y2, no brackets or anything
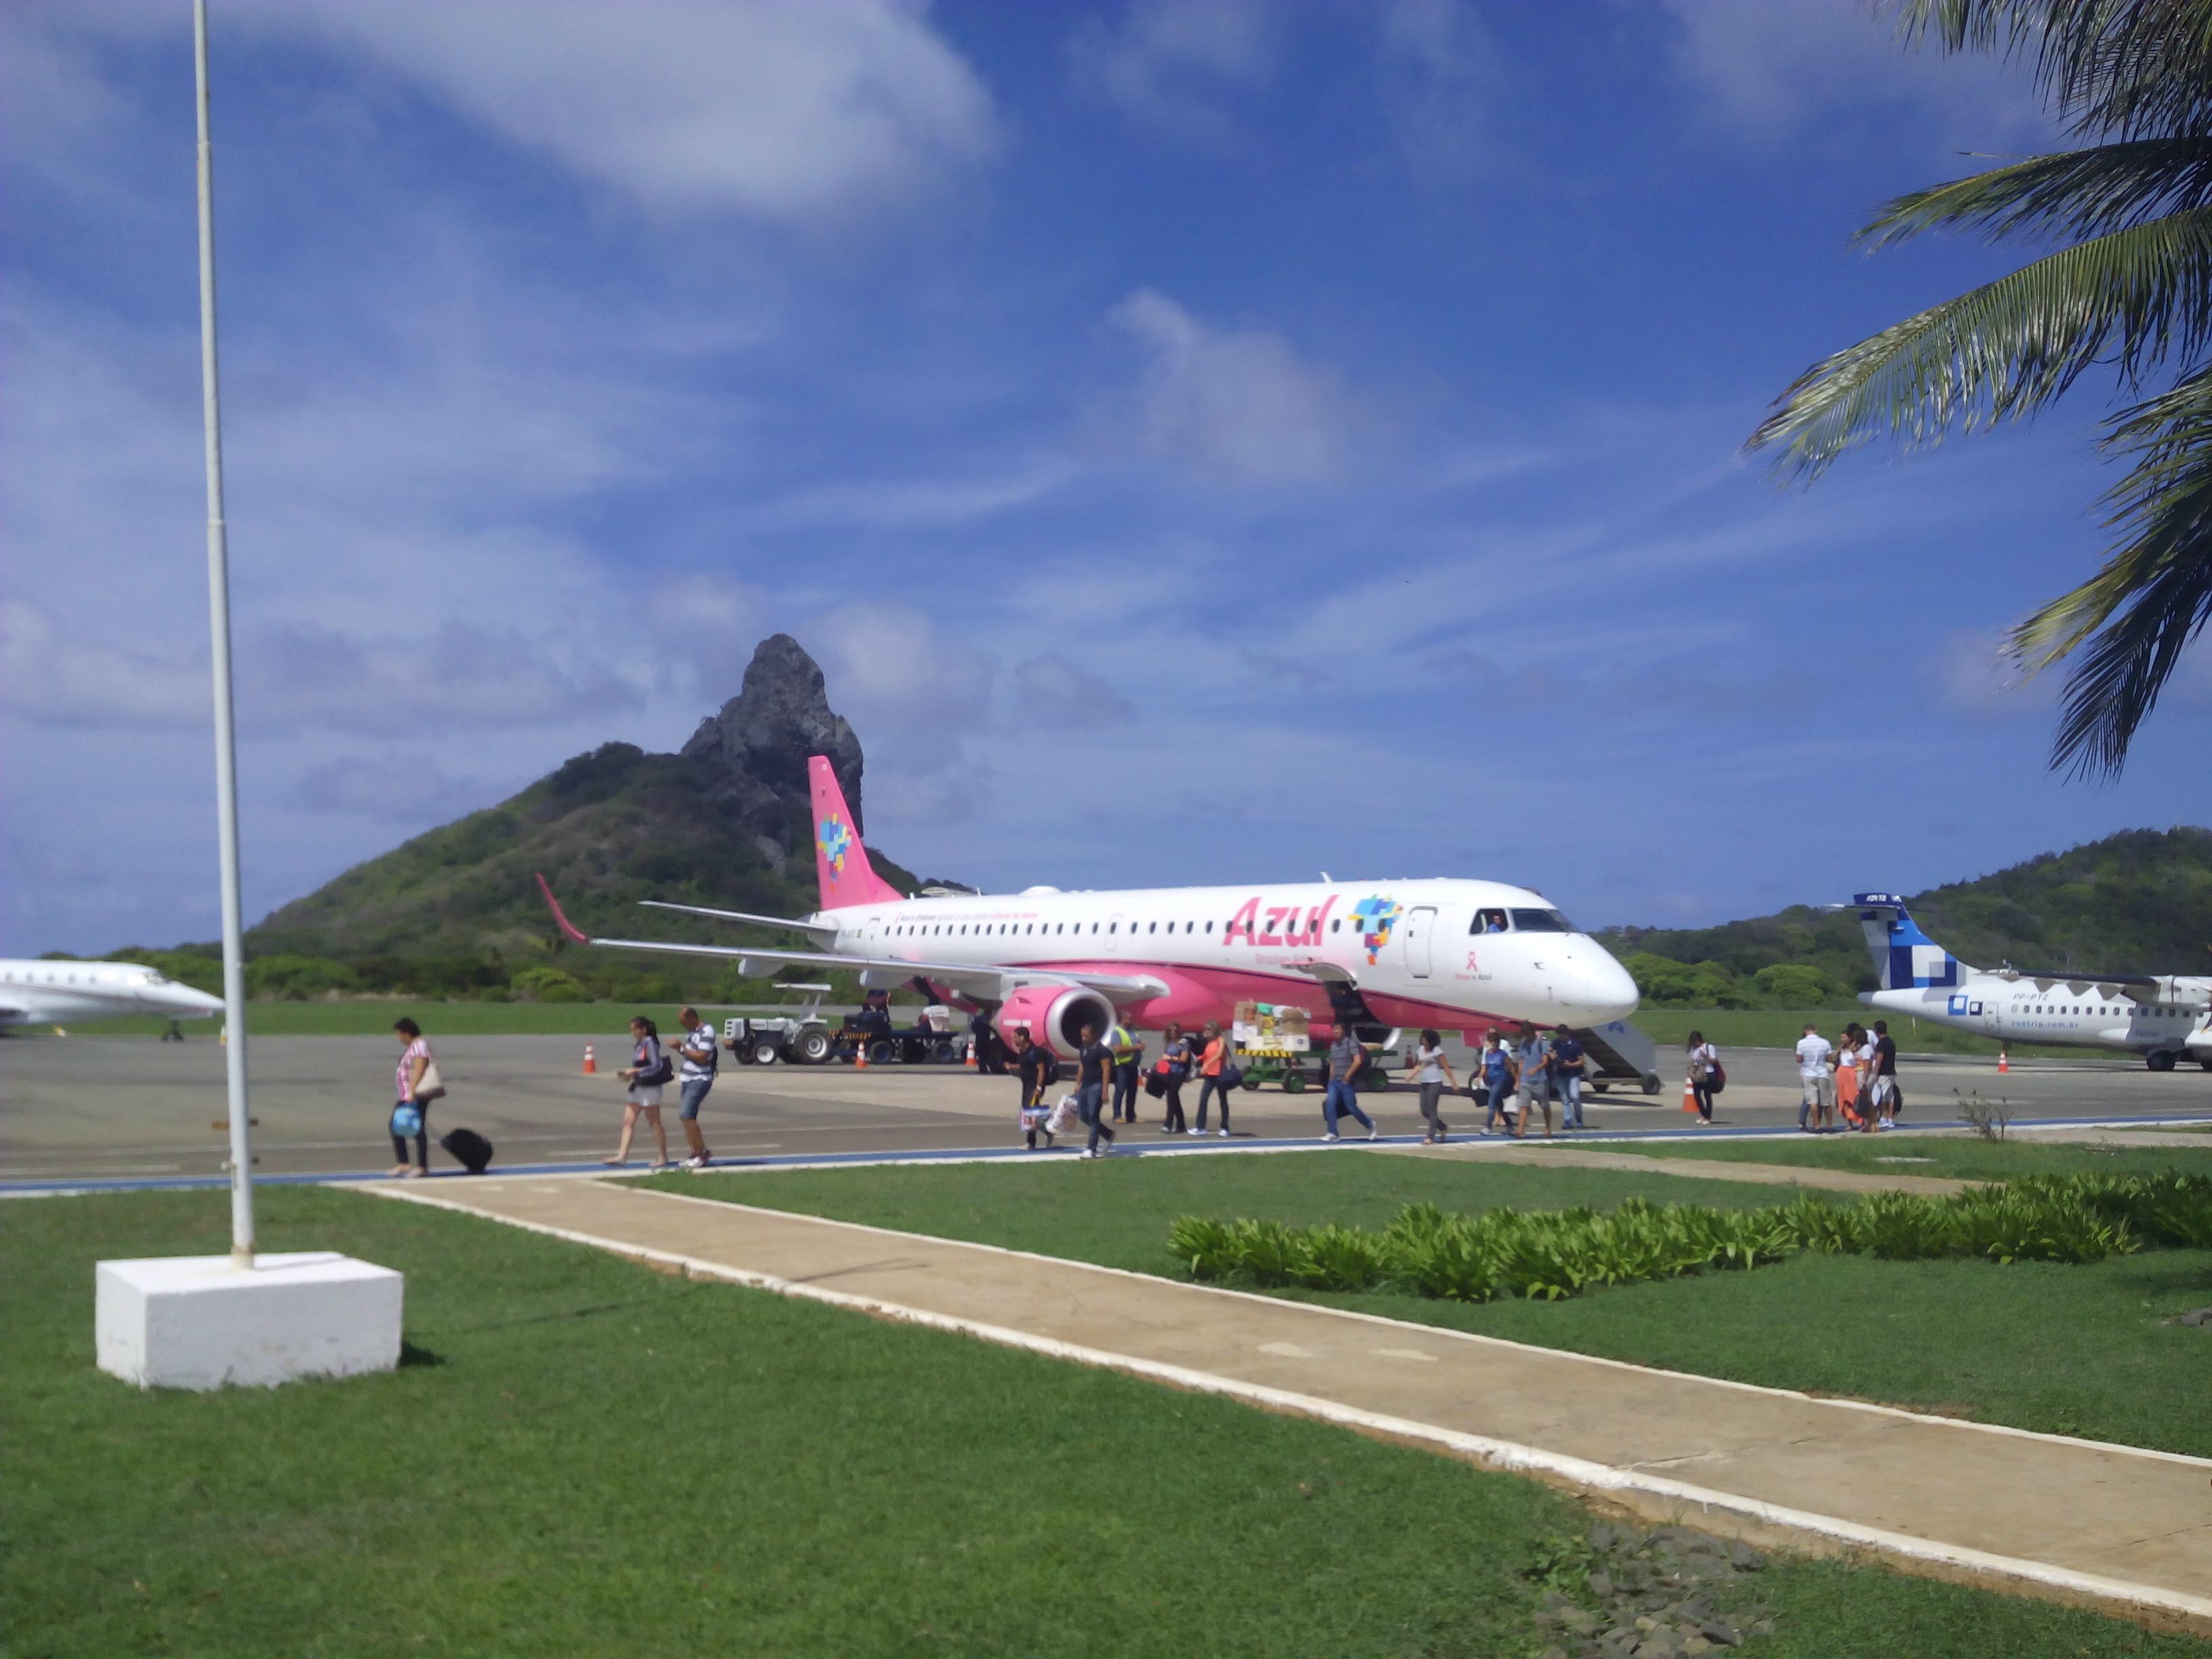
5,1031,2209,1186
369,1174,2212,1633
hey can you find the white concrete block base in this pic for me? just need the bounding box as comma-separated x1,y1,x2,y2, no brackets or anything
96,1252,404,1390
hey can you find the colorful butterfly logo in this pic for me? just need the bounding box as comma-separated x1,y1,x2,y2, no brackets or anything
1351,895,1401,964
817,814,853,878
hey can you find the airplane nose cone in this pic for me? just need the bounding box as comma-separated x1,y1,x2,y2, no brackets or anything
1574,950,1640,1025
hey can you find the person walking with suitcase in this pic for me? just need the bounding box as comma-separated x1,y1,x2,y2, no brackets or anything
388,1017,440,1179
1012,1027,1058,1149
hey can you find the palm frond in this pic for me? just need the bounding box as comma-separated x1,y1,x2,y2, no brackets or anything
1863,138,2212,247
1898,1,2212,140
1748,206,2212,476
2012,371,2212,775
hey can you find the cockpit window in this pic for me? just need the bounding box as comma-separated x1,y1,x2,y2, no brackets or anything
1509,907,1573,933
1470,907,1510,934
144,972,168,985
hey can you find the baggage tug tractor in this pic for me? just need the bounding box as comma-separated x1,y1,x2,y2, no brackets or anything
720,985,837,1066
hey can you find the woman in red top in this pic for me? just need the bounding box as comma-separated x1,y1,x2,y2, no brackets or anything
1193,1020,1233,1138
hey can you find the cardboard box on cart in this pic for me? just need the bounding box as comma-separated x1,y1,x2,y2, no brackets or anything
1232,1001,1310,1051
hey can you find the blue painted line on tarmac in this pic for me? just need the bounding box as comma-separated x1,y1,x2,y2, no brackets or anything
5,1109,2209,1198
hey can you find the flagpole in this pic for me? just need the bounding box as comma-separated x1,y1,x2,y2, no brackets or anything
194,0,255,1268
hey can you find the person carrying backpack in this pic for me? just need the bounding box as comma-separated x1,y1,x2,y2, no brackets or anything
1550,1025,1587,1130
1685,1031,1721,1124
605,1015,675,1170
1156,1021,1193,1134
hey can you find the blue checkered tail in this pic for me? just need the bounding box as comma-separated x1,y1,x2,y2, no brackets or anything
1849,893,1969,990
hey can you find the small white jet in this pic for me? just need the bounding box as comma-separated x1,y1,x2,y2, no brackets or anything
0,958,226,1031
1850,893,2211,1073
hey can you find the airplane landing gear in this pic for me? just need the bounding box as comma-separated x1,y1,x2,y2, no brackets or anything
2146,1049,2177,1073
160,1020,186,1043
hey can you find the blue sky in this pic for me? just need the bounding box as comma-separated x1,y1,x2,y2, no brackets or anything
3,0,2205,956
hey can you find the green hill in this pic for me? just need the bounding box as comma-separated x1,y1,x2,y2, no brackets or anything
1596,827,2212,1009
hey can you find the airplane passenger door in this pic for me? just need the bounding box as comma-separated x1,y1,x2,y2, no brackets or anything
1401,907,1436,979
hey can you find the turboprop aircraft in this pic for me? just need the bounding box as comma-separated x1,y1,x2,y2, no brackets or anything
0,958,225,1029
1850,893,2211,1073
537,756,1640,1056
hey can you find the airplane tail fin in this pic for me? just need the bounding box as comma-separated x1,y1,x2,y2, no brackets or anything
808,756,902,912
1851,892,1969,990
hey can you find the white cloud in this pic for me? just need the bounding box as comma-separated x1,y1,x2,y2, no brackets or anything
1010,655,1136,729
247,0,1000,224
1664,0,2053,148
1068,0,1279,132
1,600,209,731
1105,288,1366,485
1375,0,1500,176
815,605,996,735
754,462,1078,531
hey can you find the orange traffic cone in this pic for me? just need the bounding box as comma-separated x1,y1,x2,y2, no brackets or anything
855,1044,869,1069
1682,1078,1699,1115
964,1040,977,1069
581,1044,596,1075
1996,1050,2009,1074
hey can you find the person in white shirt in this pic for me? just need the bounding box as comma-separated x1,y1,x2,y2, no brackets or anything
1795,1023,1835,1132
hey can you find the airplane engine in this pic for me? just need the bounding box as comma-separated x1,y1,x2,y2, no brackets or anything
996,983,1115,1055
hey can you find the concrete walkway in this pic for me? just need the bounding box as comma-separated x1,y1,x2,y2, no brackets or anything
369,1174,2212,1633
1393,1141,1981,1195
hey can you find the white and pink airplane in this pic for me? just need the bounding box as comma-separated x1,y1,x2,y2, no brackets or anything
539,756,1639,1054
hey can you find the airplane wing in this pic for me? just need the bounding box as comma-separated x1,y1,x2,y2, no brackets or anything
2016,971,2173,1002
636,900,840,947
536,877,1167,1006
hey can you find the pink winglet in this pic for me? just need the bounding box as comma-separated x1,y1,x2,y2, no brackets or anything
535,873,590,944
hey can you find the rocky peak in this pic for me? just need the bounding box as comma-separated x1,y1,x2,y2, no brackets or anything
681,635,865,851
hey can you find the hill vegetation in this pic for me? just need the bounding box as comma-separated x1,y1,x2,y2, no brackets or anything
1597,827,2212,1009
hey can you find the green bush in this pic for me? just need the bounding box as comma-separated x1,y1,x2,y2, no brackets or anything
243,955,359,1000
1170,1172,2212,1306
510,965,590,1004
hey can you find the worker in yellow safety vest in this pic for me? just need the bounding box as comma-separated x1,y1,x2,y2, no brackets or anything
1109,1023,1145,1124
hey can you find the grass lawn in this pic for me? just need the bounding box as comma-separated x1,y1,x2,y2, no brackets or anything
657,1153,2212,1457
1547,1134,2212,1183
7,1188,2206,1659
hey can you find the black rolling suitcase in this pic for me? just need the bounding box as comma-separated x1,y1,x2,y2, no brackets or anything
439,1126,495,1174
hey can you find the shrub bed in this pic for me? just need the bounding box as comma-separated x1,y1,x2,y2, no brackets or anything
1166,1172,2212,1304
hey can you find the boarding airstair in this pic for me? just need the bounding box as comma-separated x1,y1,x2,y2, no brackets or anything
1578,1018,1662,1094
